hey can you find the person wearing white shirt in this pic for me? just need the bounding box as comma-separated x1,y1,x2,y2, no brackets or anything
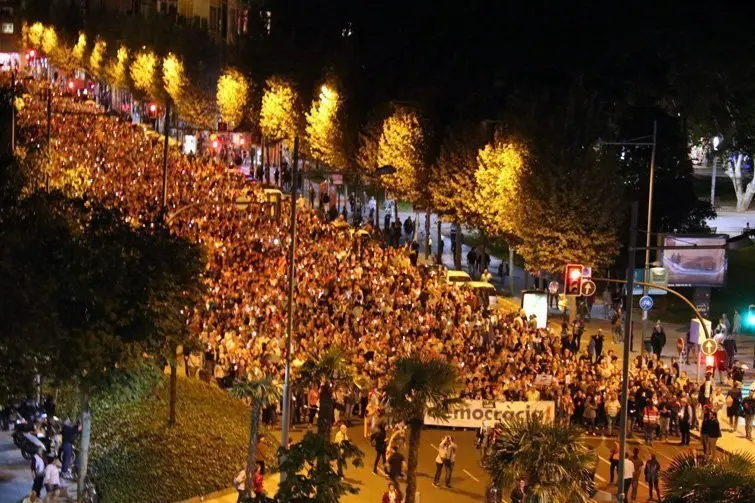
622,454,634,501
30,451,45,497
44,459,61,495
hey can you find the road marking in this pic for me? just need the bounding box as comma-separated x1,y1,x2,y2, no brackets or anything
597,456,649,489
463,469,480,482
595,473,607,482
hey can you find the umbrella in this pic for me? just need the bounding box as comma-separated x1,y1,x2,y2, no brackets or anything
23,433,46,451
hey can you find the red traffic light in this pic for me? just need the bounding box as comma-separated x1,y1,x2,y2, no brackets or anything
149,103,157,113
28,49,36,58
68,81,75,90
564,264,584,296
211,139,220,150
705,355,715,367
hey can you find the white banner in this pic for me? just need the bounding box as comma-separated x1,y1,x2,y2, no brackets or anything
424,400,555,428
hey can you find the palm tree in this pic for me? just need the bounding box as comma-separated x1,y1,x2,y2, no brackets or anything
483,416,596,502
661,451,755,502
296,347,354,439
382,353,462,503
231,375,282,498
275,431,364,503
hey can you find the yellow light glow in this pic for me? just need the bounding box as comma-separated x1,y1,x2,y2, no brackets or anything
216,68,249,129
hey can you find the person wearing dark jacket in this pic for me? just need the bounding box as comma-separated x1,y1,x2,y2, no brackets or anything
678,397,695,446
700,409,722,456
650,321,666,360
371,424,388,474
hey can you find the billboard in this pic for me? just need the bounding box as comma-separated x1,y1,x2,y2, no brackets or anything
661,235,727,287
521,291,548,329
632,267,668,295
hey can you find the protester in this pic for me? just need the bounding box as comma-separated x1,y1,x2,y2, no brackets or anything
630,447,643,502
31,449,45,498
744,388,755,441
370,424,388,475
233,462,247,503
43,458,61,496
644,453,661,501
385,446,405,491
382,481,403,503
510,479,525,503
335,424,350,479
622,453,634,501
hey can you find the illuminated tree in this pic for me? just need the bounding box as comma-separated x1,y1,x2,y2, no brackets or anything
474,136,527,237
355,119,381,176
377,108,425,203
89,40,106,79
41,26,58,55
305,83,346,169
260,76,299,148
26,22,44,49
513,151,623,275
130,50,159,101
106,46,129,89
216,68,249,130
430,126,484,228
72,33,87,63
162,53,186,105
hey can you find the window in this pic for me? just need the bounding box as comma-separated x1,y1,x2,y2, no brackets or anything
1,22,13,34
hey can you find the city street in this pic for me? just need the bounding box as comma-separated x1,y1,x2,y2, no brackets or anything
194,423,702,503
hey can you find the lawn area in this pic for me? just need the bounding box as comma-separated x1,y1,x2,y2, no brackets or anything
88,376,272,503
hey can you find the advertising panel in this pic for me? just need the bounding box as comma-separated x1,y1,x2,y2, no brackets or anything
521,291,548,329
662,235,727,287
424,400,555,428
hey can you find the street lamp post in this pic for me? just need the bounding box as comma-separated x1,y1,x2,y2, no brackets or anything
711,135,722,207
280,135,300,453
617,201,638,503
598,121,657,353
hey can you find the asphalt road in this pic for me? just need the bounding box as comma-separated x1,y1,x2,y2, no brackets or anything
0,430,34,503
289,422,698,503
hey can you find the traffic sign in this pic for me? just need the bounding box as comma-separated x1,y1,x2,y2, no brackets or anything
701,338,718,356
580,279,596,297
639,295,654,311
548,281,560,295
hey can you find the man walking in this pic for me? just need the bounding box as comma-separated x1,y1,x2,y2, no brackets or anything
678,397,694,446
370,424,388,475
622,453,634,501
644,453,661,501
643,400,659,446
743,388,754,441
630,447,644,502
386,446,405,492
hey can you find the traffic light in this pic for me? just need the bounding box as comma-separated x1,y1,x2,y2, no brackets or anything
564,264,584,296
705,355,715,367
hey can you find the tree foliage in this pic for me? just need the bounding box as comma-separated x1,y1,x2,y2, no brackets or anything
661,451,755,503
474,135,527,237
513,151,623,275
72,32,86,63
106,45,129,89
89,39,106,79
275,431,364,503
377,108,425,202
162,53,186,106
484,416,596,503
305,84,346,169
130,50,160,101
260,76,300,148
217,68,249,130
382,354,462,503
295,347,354,439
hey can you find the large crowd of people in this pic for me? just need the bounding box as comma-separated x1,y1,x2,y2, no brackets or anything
18,80,755,495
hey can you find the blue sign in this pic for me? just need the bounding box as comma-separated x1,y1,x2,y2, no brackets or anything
632,268,668,295
639,295,654,311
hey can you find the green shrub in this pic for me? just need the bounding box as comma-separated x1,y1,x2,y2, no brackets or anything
88,376,274,503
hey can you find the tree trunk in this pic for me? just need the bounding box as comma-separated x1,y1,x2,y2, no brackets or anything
436,219,442,265
169,361,177,426
481,230,488,279
454,222,462,270
317,384,334,439
725,153,755,212
246,403,261,497
424,210,431,259
405,421,422,503
394,199,399,223
508,246,515,297
77,390,92,503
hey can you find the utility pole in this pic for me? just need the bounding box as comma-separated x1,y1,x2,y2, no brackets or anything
598,123,656,353
45,86,51,191
161,100,171,210
10,69,15,153
617,201,638,503
641,121,658,355
280,135,300,455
